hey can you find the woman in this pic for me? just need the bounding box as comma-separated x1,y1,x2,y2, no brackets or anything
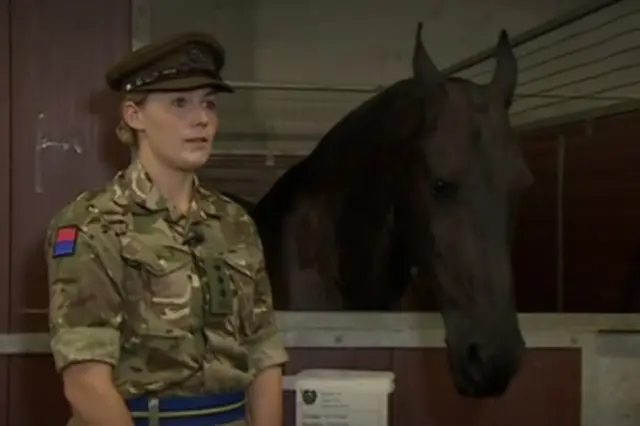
46,31,288,426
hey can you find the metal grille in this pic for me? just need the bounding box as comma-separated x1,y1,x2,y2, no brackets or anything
199,0,640,196
454,0,640,126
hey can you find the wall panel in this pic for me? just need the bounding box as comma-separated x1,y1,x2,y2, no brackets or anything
10,0,131,334
9,0,131,424
513,136,561,311
0,0,10,422
518,109,640,312
562,111,640,312
9,356,69,426
392,348,581,426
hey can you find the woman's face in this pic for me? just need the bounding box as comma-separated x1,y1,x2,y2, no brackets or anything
122,87,219,172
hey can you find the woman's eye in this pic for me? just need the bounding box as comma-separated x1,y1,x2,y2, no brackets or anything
431,178,458,200
203,100,216,110
172,97,187,108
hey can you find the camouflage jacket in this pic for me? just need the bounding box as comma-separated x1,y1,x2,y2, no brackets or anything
46,161,288,397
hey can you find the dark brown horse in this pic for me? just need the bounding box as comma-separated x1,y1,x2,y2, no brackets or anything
226,24,533,397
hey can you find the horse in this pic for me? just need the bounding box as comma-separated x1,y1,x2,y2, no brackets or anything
227,23,533,398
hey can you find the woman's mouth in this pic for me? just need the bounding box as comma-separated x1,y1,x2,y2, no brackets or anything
184,137,208,143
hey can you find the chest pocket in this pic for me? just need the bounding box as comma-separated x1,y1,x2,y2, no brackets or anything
201,253,234,315
201,249,255,315
120,237,194,332
223,249,258,328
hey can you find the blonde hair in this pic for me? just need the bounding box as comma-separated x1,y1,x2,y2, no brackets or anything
116,92,148,146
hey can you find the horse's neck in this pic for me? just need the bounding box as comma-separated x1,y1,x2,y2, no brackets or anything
392,165,441,311
316,163,407,308
331,168,398,233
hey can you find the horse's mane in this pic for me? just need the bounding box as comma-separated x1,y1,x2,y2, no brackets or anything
249,76,440,309
253,77,430,224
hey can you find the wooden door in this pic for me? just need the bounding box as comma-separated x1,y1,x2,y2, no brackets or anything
392,348,581,426
561,113,640,312
9,1,131,424
0,0,10,424
512,137,560,312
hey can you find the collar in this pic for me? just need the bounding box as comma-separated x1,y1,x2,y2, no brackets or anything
113,160,222,222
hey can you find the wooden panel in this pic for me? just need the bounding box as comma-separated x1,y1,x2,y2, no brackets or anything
0,0,9,328
9,1,131,424
562,111,640,312
0,0,9,423
8,356,69,426
282,348,394,426
516,109,640,313
10,0,131,333
392,348,581,426
512,137,560,312
0,358,5,426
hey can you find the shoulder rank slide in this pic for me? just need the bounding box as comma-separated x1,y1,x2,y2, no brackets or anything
52,226,79,258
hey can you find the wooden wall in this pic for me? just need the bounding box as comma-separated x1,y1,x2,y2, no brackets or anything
0,0,9,424
511,136,560,311
2,1,132,425
515,111,640,313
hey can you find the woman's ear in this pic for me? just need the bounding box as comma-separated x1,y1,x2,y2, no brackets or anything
121,100,145,131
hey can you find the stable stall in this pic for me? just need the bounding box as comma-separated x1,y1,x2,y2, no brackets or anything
3,0,640,425
147,1,640,423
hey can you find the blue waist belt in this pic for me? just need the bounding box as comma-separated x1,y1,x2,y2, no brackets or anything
126,390,246,426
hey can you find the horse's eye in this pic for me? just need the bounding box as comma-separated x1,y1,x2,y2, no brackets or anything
431,178,458,199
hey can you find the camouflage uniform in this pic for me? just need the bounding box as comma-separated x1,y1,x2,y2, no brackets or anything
46,31,288,426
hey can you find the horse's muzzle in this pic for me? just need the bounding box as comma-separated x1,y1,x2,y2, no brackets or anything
450,333,525,398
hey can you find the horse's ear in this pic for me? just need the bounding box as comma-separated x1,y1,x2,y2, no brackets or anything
490,30,518,109
412,22,444,90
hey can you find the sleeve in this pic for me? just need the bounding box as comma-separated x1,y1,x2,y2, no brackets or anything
243,252,289,374
233,209,289,374
46,219,124,373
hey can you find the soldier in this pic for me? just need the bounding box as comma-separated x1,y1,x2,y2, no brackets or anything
46,31,288,426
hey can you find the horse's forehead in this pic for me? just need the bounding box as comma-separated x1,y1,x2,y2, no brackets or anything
428,82,509,176
442,80,487,115
428,89,480,155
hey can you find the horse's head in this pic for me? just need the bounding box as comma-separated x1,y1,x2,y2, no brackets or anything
409,23,533,397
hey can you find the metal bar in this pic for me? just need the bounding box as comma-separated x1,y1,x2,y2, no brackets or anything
225,80,640,102
226,80,385,93
515,99,640,132
468,7,640,80
556,136,566,312
516,93,639,101
517,47,640,92
513,79,640,117
441,0,625,76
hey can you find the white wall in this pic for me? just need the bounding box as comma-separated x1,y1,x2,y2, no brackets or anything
133,0,640,155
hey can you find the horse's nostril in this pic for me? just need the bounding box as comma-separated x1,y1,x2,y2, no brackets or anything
466,342,484,368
